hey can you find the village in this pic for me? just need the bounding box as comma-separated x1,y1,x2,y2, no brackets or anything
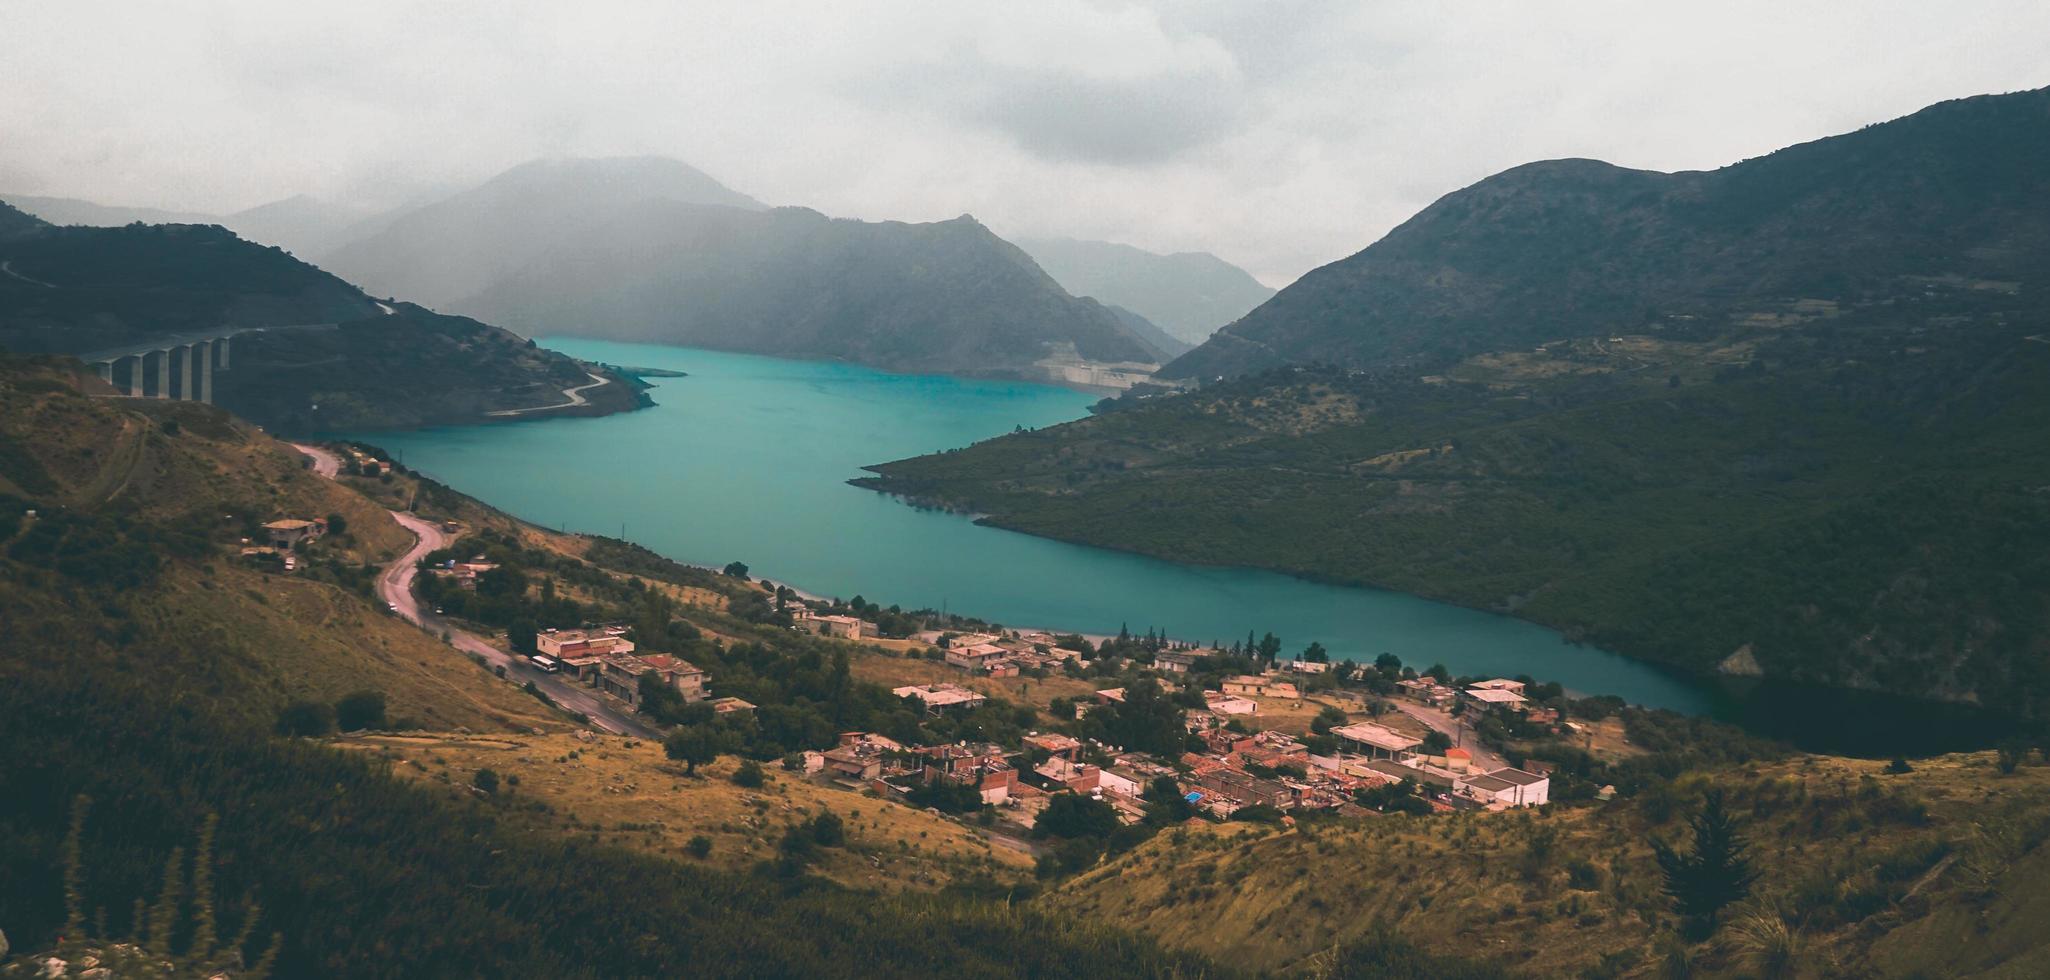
491,594,1570,842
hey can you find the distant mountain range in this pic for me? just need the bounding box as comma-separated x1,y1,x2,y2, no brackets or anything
0,200,640,430
5,192,380,260
322,157,1176,379
1163,86,2050,380
859,86,2050,718
1015,237,1275,345
13,158,1242,382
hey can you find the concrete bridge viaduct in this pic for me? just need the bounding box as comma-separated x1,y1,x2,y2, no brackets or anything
78,323,333,403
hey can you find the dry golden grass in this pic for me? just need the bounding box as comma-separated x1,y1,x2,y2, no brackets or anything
849,651,1099,714
343,732,1034,892
1044,751,2050,977
158,563,569,734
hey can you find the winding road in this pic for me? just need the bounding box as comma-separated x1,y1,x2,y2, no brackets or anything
486,372,613,417
293,442,658,738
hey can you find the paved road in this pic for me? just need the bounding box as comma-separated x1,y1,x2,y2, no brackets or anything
2,259,56,288
1391,701,1508,772
292,443,658,738
486,372,612,417
291,441,341,478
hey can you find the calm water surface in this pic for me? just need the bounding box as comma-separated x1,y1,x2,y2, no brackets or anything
352,339,1718,713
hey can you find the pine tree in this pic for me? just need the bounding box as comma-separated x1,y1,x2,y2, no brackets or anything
1651,790,1758,937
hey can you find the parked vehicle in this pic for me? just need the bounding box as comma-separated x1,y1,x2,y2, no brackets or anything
528,655,561,674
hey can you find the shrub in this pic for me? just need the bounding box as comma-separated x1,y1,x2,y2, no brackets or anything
731,760,765,788
685,835,713,858
274,700,334,737
335,690,387,732
473,768,500,794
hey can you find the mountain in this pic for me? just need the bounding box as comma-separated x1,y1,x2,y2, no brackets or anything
1017,236,1275,345
0,200,641,430
322,156,769,307
1163,86,2050,380
6,191,385,259
222,193,380,257
3,193,216,228
1105,304,1193,359
458,203,1172,376
856,88,2050,720
324,158,1172,379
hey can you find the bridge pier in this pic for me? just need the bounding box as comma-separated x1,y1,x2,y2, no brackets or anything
125,355,143,397
198,341,213,403
96,362,113,386
155,348,171,398
217,337,230,370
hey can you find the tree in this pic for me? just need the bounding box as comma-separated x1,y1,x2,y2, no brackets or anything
685,834,713,858
664,727,720,775
475,564,528,600
1256,633,1283,663
274,700,334,737
1302,641,1329,664
722,561,750,580
1651,790,1757,937
1141,776,1194,824
324,512,347,536
334,690,387,732
472,768,500,794
1310,705,1349,735
1374,652,1403,676
809,812,845,847
1996,741,2027,774
731,760,765,788
1034,794,1120,840
1421,730,1452,753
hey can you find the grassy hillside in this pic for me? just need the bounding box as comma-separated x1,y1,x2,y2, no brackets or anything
1047,751,2050,978
0,356,1227,977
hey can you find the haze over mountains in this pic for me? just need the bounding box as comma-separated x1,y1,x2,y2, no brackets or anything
320,156,1178,378
1016,237,1276,346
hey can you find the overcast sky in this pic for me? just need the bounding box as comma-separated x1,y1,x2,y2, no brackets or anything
4,1,2046,285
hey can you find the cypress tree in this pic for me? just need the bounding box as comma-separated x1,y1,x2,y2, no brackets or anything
1651,790,1758,937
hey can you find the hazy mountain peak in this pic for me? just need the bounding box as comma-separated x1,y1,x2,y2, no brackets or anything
1015,236,1276,345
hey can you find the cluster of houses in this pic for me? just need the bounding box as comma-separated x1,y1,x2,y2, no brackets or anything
532,627,755,716
788,667,1555,833
935,631,1088,677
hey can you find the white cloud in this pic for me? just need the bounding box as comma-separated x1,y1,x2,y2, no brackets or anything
1,0,2045,284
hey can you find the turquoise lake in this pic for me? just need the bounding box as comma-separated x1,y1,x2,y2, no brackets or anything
353,339,1718,711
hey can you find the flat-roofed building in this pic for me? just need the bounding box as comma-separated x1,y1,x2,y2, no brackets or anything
893,683,988,715
1331,722,1424,761
1462,767,1550,807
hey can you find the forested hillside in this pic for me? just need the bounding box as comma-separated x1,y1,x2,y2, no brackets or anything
1163,87,2050,380
858,88,2050,720
0,201,642,431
